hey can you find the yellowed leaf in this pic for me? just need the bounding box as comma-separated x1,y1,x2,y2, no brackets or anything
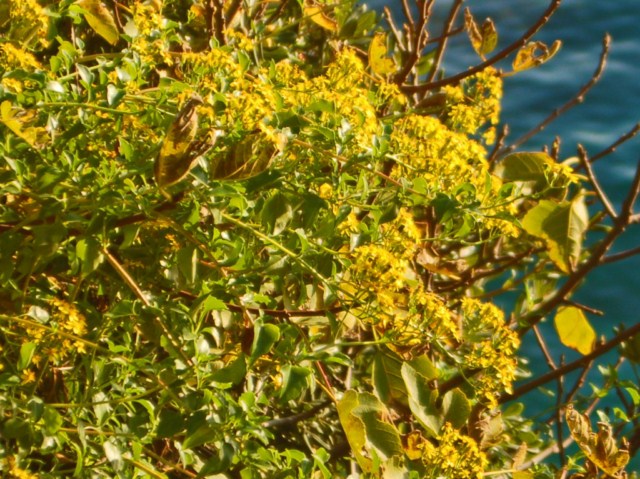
464,8,498,58
304,4,337,32
76,0,119,45
554,306,595,355
513,40,561,72
368,32,396,76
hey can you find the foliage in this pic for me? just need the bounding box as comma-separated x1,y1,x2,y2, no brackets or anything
1,0,640,478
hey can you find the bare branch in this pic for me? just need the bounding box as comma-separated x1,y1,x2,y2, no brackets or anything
577,143,618,220
499,34,610,156
425,0,463,83
589,122,640,164
402,0,562,93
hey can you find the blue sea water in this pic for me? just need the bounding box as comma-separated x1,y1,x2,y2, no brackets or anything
369,0,640,466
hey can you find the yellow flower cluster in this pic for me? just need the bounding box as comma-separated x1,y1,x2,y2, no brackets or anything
442,67,502,144
409,423,488,478
21,298,88,367
0,44,42,72
4,456,39,479
7,0,49,46
129,1,172,66
460,297,520,407
390,114,488,194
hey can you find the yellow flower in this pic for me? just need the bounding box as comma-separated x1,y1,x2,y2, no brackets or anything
21,369,36,384
318,183,333,199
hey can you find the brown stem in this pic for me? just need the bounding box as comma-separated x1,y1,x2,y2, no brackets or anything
578,143,618,220
501,321,640,404
589,122,640,164
426,0,463,83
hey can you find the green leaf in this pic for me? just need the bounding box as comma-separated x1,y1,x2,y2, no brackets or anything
372,350,406,404
498,152,555,190
401,361,441,436
212,354,247,385
43,407,63,436
337,390,371,472
177,245,198,285
18,341,37,370
76,0,119,45
279,365,311,402
103,440,123,471
261,193,293,236
183,425,218,450
442,388,471,429
554,306,596,355
76,237,104,276
250,320,280,364
521,195,588,272
157,409,186,438
337,390,403,471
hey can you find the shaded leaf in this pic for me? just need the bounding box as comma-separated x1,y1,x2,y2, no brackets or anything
498,152,555,190
212,353,247,385
401,361,440,436
441,388,471,429
279,365,311,402
372,350,406,404
554,306,595,355
368,32,396,75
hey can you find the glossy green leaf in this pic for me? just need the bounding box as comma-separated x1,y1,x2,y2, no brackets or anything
554,306,595,355
522,195,588,272
156,409,186,438
250,320,280,364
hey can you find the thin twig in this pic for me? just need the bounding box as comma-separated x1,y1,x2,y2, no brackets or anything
383,6,406,52
402,0,562,93
501,320,640,404
589,122,640,164
602,245,640,265
577,143,618,220
393,0,436,85
499,34,610,156
426,0,463,83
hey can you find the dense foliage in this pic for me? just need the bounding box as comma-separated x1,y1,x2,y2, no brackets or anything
2,0,640,477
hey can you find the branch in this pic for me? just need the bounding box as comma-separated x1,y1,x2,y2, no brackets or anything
499,34,610,156
426,0,463,83
589,122,640,164
393,0,436,85
402,0,562,93
577,143,618,220
501,321,640,404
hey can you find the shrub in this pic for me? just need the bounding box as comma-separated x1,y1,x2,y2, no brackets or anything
1,1,639,477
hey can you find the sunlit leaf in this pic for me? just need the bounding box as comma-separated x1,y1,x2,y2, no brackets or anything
513,40,561,72
498,152,555,190
401,361,440,436
464,8,498,58
368,32,396,75
279,365,311,402
441,388,470,429
76,0,119,45
304,4,338,32
212,353,247,385
522,195,588,273
554,306,595,355
372,350,407,404
250,320,280,364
